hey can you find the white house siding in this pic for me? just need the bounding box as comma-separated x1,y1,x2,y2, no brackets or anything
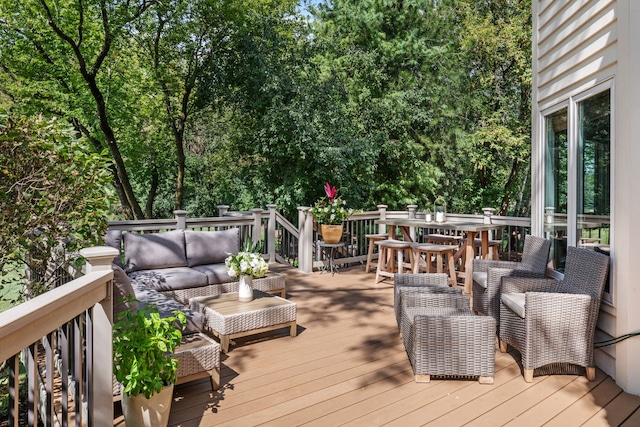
533,0,640,395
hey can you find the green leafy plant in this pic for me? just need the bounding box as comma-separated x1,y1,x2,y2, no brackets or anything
113,301,186,399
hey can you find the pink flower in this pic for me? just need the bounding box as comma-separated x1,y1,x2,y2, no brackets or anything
324,183,337,201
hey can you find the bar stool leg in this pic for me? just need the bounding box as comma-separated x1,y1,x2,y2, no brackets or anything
375,245,387,284
365,239,376,273
446,249,457,286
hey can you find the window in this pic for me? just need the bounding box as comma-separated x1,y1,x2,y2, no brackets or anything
543,87,611,293
544,108,568,271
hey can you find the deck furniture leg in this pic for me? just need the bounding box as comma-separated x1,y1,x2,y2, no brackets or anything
524,369,534,383
499,340,508,353
221,335,230,353
586,367,596,381
290,321,298,337
479,376,494,385
415,374,431,383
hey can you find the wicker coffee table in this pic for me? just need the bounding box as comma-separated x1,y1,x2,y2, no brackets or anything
190,290,297,353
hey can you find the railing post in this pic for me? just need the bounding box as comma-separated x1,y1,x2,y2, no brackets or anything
267,204,277,263
174,210,188,230
251,208,263,251
218,205,229,217
377,204,388,234
298,207,313,274
408,204,418,241
79,246,118,425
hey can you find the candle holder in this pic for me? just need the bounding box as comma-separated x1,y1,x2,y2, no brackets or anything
425,209,433,223
482,207,496,224
545,207,555,224
434,196,447,223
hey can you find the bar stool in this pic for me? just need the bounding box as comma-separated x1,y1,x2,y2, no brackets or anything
472,238,501,260
375,240,416,283
413,244,458,286
365,233,389,273
425,234,463,246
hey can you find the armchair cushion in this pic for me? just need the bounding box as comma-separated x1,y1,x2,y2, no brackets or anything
501,292,525,318
124,230,187,272
472,272,487,289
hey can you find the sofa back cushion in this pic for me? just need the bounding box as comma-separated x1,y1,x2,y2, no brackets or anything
184,229,240,267
103,229,123,268
123,230,187,273
112,264,138,318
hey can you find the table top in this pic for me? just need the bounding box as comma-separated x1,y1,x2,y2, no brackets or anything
317,241,345,248
191,290,294,316
375,218,502,232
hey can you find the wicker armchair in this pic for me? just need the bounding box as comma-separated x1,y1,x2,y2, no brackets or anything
472,235,550,328
400,291,495,384
393,273,460,326
498,246,610,382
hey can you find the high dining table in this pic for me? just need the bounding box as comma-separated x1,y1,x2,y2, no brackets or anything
374,218,502,294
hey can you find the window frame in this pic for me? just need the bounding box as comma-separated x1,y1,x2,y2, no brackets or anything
539,79,614,302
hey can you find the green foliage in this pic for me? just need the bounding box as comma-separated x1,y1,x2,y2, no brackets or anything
113,302,186,399
0,0,533,224
0,112,114,299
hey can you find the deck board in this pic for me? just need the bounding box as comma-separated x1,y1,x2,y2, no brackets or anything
112,264,640,426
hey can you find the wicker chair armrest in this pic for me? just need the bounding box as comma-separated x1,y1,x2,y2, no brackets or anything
394,273,449,287
487,268,545,286
525,292,598,324
414,312,494,330
402,292,470,310
501,276,560,294
472,259,519,273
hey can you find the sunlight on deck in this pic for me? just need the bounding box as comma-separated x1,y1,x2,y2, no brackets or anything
113,264,640,426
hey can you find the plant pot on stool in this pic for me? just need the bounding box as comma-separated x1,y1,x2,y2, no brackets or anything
320,224,344,244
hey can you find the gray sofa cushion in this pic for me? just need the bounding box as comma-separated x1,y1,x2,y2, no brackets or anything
131,281,203,335
111,264,138,318
192,263,234,285
124,230,187,272
104,229,123,268
184,229,240,267
128,267,208,292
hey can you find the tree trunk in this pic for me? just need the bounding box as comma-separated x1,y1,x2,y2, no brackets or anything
499,158,520,216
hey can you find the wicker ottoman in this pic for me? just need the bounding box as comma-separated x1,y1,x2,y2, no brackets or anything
401,306,496,384
190,290,297,353
175,333,221,391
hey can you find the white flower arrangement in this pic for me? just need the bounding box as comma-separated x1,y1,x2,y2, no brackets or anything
225,251,269,279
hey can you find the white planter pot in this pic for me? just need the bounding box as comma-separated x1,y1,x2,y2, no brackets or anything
238,275,254,302
121,384,174,427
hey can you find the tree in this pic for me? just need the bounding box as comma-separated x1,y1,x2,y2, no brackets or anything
0,0,155,219
0,112,113,300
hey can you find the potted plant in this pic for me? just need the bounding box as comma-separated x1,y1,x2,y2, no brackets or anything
225,239,269,302
310,183,355,244
113,300,186,427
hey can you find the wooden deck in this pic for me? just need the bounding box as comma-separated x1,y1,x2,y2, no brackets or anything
114,264,640,426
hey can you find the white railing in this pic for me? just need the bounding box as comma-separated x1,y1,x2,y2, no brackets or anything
0,247,116,426
104,204,534,275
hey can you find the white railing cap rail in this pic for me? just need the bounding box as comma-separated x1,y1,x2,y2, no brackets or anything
0,269,112,362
